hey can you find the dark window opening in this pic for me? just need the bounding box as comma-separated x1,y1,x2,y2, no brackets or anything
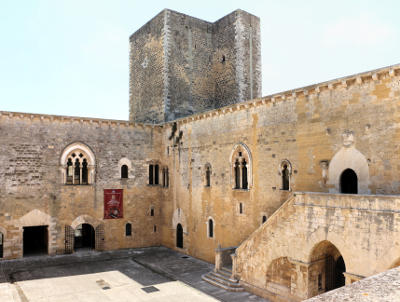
242,159,248,189
74,223,95,251
153,225,157,232
66,158,73,184
340,169,358,194
0,232,3,258
162,168,169,187
82,159,88,184
149,165,154,185
23,226,48,256
74,158,80,185
176,224,183,248
205,166,211,187
234,159,240,189
208,219,213,238
282,164,290,190
239,203,243,214
262,215,267,223
154,165,159,185
121,165,128,179
125,223,132,236
150,208,154,216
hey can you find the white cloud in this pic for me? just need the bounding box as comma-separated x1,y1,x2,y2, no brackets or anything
322,13,396,47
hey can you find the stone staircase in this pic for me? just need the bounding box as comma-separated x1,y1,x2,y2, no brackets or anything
202,267,244,292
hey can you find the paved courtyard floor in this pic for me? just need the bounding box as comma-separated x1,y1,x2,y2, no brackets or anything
0,247,269,302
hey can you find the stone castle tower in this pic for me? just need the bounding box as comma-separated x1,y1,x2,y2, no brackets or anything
129,9,261,123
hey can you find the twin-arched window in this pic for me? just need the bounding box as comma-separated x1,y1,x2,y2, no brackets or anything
61,143,95,185
231,143,252,190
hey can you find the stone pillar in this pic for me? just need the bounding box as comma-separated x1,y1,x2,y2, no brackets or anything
231,252,238,279
289,258,312,300
215,244,222,272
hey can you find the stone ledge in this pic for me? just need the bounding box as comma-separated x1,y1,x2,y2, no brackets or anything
305,267,400,302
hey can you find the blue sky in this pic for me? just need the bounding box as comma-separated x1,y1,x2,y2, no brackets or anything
1,0,399,120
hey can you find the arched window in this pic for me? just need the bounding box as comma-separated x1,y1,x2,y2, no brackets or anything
125,223,132,236
61,143,95,185
340,169,358,194
234,159,241,189
208,218,214,238
242,159,248,189
121,165,128,179
280,160,292,191
231,143,252,190
262,215,267,224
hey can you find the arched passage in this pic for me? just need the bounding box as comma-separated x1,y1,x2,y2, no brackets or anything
176,223,183,248
309,241,346,296
340,169,358,194
74,223,95,251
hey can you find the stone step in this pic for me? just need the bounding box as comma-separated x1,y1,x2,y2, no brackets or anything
210,271,238,283
220,266,232,274
217,268,232,278
201,272,244,292
207,272,241,287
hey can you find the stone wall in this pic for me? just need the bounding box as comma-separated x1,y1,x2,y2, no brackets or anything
158,64,400,265
129,9,261,123
0,112,163,258
234,192,400,301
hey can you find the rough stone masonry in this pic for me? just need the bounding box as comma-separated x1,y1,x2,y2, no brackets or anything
1,8,400,302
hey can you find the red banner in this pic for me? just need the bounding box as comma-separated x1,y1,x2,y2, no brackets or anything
104,189,123,219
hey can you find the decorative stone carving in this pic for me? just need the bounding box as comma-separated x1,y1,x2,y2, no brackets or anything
342,130,354,148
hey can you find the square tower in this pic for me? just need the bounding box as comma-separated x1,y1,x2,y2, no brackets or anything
129,9,261,123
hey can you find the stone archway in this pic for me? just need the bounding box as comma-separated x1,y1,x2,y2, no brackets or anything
14,209,57,257
308,241,346,296
340,168,358,194
68,215,104,252
328,147,369,194
74,223,95,251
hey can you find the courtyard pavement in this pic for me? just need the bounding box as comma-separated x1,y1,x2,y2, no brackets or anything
0,247,270,302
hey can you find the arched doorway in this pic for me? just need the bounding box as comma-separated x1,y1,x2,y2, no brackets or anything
310,241,346,296
176,223,183,248
74,223,95,251
340,169,358,194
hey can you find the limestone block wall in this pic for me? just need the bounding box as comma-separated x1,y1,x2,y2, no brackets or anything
158,64,400,264
0,112,164,259
234,192,400,301
129,9,261,123
129,10,165,123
